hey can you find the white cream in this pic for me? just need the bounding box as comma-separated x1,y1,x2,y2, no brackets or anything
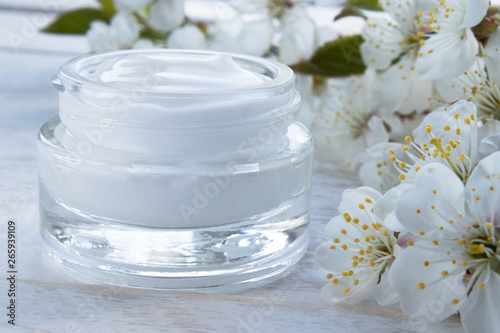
94,53,267,92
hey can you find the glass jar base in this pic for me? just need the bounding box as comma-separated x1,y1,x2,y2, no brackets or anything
39,184,309,290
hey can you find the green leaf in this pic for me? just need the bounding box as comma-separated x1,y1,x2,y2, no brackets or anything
42,8,112,34
291,35,366,78
97,0,116,14
348,0,382,11
334,6,367,21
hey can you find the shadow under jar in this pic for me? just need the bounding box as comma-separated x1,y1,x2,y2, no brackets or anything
38,49,313,289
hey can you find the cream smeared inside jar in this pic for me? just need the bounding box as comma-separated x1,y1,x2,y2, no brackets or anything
89,53,267,92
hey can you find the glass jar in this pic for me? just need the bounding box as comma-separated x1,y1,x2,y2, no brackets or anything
38,49,313,289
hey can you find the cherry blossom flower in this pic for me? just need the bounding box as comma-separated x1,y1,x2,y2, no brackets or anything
416,0,489,80
389,100,479,184
86,12,140,52
389,152,500,332
315,187,401,305
312,64,431,172
223,0,324,62
311,71,390,171
361,0,489,81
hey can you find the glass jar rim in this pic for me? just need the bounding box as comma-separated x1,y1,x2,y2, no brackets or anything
54,49,295,97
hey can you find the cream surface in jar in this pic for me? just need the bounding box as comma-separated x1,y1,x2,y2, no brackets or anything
38,50,313,289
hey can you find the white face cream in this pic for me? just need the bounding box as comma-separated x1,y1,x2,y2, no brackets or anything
38,50,313,289
95,53,266,91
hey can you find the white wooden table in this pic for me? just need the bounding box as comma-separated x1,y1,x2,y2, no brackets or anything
0,2,465,332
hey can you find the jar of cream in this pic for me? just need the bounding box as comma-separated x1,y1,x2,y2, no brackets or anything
38,49,313,289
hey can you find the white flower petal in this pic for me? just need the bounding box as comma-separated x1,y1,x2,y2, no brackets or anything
375,56,433,115
384,113,426,143
478,120,500,143
389,242,466,323
464,151,500,225
371,56,413,115
315,213,367,273
459,0,489,29
111,12,140,46
148,0,184,32
325,215,362,243
361,15,403,70
359,142,402,193
312,130,356,170
373,266,400,306
381,0,417,27
478,132,500,159
395,163,465,233
86,21,116,53
314,241,353,273
383,211,406,233
167,25,207,49
435,79,464,103
459,272,500,333
398,77,433,115
484,29,500,83
215,15,244,39
338,187,383,219
235,17,273,56
321,271,379,305
417,29,478,81
375,183,413,220
364,116,390,148
209,16,272,56
280,5,316,65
